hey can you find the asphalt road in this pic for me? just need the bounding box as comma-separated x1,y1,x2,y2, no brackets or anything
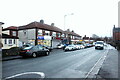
2,45,110,79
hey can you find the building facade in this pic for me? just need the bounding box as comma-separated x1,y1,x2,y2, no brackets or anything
0,22,4,49
113,25,120,48
2,26,19,49
18,20,81,48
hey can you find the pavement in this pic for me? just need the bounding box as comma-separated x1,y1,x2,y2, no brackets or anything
97,46,118,79
2,55,22,61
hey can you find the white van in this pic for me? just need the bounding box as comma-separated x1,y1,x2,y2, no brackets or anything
95,41,104,50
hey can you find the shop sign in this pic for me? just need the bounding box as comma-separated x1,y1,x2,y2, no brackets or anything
71,40,79,41
38,36,51,40
79,40,83,41
38,36,44,40
44,36,52,40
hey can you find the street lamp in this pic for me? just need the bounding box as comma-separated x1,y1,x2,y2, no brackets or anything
64,13,74,31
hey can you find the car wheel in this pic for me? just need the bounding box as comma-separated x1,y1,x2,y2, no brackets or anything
45,52,49,56
32,53,37,58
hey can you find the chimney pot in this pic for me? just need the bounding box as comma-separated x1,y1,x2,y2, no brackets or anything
40,19,44,24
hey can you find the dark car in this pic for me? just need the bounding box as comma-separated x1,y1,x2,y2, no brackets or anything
19,45,50,58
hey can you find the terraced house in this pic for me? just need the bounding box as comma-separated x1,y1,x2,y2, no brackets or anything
2,26,19,49
18,20,81,48
2,20,81,49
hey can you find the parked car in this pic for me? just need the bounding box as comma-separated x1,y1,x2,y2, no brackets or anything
19,45,50,58
78,44,85,49
39,45,53,52
74,45,81,50
95,41,104,50
64,45,76,51
21,43,34,49
57,44,64,49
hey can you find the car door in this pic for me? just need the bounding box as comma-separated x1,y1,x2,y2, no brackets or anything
38,46,45,55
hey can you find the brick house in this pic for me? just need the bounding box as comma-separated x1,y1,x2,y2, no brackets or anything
113,25,120,48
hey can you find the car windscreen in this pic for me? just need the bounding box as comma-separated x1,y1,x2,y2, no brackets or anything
23,46,33,50
96,42,103,44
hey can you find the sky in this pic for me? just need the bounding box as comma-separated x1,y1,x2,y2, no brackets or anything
0,0,120,37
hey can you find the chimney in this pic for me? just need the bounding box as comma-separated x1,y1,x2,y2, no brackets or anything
40,19,44,24
71,30,74,32
67,29,70,32
51,23,54,26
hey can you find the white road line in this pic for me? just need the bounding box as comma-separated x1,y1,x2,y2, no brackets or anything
5,72,45,79
85,49,109,79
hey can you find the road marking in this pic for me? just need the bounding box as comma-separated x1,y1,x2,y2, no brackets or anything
5,72,45,79
85,49,109,79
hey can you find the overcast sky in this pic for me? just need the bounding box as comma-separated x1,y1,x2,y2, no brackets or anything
0,0,119,37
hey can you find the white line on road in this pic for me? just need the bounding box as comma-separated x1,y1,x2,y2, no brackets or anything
5,72,45,79
85,48,109,79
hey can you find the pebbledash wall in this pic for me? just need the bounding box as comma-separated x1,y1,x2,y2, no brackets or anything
18,29,36,45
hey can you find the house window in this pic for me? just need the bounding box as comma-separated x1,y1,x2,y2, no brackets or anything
38,29,42,36
4,39,7,44
61,34,65,37
14,39,16,44
57,33,61,37
23,30,26,35
9,39,12,44
12,31,16,36
52,32,56,37
45,30,50,36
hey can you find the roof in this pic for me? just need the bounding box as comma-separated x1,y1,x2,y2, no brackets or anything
3,26,18,31
64,31,81,37
18,22,64,33
2,33,19,39
113,27,120,32
0,22,4,25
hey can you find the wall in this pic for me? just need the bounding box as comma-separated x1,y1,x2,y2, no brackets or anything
2,30,9,35
2,38,19,49
18,29,36,45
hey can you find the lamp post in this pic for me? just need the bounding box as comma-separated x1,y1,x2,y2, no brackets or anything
64,13,74,31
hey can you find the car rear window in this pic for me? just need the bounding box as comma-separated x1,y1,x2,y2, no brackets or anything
23,46,33,50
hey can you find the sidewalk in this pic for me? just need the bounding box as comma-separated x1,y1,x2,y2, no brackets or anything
97,46,118,79
2,55,22,61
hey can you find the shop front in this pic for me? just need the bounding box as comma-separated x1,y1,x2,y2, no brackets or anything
37,36,52,47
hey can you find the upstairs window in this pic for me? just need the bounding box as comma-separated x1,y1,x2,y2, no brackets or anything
12,31,16,36
52,32,56,37
38,29,42,36
57,33,61,37
45,30,50,36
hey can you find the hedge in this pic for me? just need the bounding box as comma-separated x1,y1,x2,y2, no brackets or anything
2,47,21,57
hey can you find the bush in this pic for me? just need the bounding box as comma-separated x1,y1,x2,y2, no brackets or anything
2,47,21,57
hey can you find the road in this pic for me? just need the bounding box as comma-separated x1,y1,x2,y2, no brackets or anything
3,45,110,79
